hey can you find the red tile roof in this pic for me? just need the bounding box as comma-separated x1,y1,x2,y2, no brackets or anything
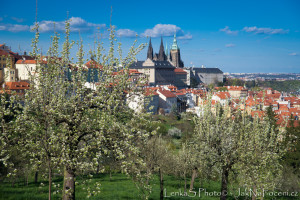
279,105,289,112
226,86,247,91
144,88,159,96
251,110,265,118
0,49,11,56
85,60,103,69
158,89,176,98
174,68,187,74
175,92,185,96
16,60,36,64
4,82,30,90
112,69,143,76
16,59,48,64
215,92,231,100
128,69,143,74
290,107,299,114
167,85,178,91
211,100,217,105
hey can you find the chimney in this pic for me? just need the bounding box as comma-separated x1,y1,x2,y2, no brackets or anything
24,51,27,56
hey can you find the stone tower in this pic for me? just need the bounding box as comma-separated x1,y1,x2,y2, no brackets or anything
158,37,166,61
170,34,184,68
147,37,153,60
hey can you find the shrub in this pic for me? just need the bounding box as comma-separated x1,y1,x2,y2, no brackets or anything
168,127,182,139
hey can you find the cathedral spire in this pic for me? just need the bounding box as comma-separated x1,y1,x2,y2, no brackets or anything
147,37,153,60
170,33,184,68
158,36,166,61
171,33,179,50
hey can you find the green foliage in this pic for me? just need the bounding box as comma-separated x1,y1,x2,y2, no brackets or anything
1,16,153,200
216,87,228,91
170,104,180,120
265,105,279,133
216,81,224,87
225,78,244,86
258,80,300,93
285,118,300,170
234,114,286,193
168,127,182,139
251,86,262,91
191,102,286,198
207,83,215,91
245,80,256,88
190,77,199,88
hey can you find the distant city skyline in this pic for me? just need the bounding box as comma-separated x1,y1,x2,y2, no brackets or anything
1,0,300,73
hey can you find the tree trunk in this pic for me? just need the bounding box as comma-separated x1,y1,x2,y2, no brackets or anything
179,177,181,188
220,166,229,200
48,167,52,200
11,178,15,187
146,167,151,185
190,167,197,191
63,166,75,200
184,173,187,193
251,185,256,200
159,168,164,200
24,174,28,186
96,164,100,174
109,170,112,181
34,171,38,183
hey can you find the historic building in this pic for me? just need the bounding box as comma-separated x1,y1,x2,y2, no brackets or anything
147,35,184,68
169,34,184,68
0,44,34,83
190,66,223,85
130,35,187,88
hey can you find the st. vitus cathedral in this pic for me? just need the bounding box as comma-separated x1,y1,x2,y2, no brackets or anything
147,34,184,68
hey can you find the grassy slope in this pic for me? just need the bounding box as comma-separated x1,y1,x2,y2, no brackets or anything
1,173,299,200
0,173,220,200
262,80,300,93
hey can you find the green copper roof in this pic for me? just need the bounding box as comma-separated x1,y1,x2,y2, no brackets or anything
171,33,179,50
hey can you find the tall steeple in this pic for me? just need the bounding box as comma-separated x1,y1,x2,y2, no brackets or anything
170,33,184,68
171,33,179,50
147,37,153,60
158,37,166,61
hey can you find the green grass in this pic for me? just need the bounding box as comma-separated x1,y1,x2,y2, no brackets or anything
0,173,299,200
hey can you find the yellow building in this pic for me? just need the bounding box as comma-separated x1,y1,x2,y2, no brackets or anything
0,44,17,83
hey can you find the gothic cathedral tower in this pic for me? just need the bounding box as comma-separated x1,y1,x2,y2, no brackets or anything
147,37,153,60
158,37,166,61
170,34,184,68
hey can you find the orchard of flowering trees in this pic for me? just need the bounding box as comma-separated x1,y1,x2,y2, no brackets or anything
0,18,156,200
0,17,298,200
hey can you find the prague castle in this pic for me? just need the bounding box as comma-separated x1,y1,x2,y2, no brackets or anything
130,34,187,88
147,34,184,68
130,34,223,87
